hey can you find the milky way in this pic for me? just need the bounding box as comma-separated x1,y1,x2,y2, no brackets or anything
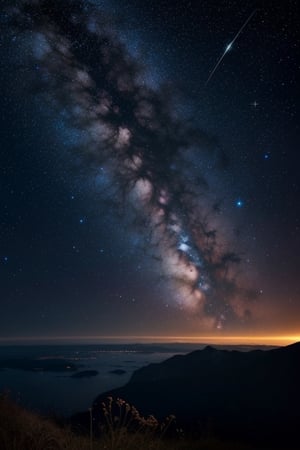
11,0,258,329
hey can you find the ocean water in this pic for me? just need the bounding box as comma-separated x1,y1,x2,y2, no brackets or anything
0,345,177,417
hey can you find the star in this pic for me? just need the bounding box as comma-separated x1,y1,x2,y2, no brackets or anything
251,101,259,108
236,200,244,208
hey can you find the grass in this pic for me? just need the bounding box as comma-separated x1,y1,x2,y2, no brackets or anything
0,394,257,450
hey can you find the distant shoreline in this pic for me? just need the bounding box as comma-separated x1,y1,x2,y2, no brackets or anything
0,342,280,352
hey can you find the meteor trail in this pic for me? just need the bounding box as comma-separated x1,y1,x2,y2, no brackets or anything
205,9,257,86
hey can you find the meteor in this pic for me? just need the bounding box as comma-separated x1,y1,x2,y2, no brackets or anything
205,9,257,86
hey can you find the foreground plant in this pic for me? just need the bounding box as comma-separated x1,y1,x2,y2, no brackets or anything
97,396,175,450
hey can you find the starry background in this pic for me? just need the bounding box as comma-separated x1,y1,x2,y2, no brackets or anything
0,0,299,340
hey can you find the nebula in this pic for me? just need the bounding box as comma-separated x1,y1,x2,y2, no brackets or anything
11,0,258,329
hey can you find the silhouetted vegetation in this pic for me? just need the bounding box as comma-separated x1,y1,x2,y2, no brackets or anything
0,394,257,450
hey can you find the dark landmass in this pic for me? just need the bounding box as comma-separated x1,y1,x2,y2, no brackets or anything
109,369,127,375
72,342,300,449
0,343,277,373
70,370,98,379
0,343,278,360
0,358,79,372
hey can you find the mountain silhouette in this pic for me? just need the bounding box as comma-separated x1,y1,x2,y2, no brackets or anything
73,343,300,448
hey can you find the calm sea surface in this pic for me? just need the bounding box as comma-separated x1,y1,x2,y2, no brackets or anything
0,345,178,416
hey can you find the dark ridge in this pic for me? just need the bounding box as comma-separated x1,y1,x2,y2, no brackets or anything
71,343,300,449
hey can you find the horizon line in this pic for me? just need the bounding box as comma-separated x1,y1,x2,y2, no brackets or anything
0,334,299,346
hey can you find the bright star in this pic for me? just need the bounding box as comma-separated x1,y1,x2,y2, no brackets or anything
178,243,190,253
236,200,244,208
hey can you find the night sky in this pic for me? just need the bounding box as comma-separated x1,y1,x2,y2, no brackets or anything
1,0,299,342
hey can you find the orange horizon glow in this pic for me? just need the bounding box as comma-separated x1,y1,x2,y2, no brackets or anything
0,334,299,346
